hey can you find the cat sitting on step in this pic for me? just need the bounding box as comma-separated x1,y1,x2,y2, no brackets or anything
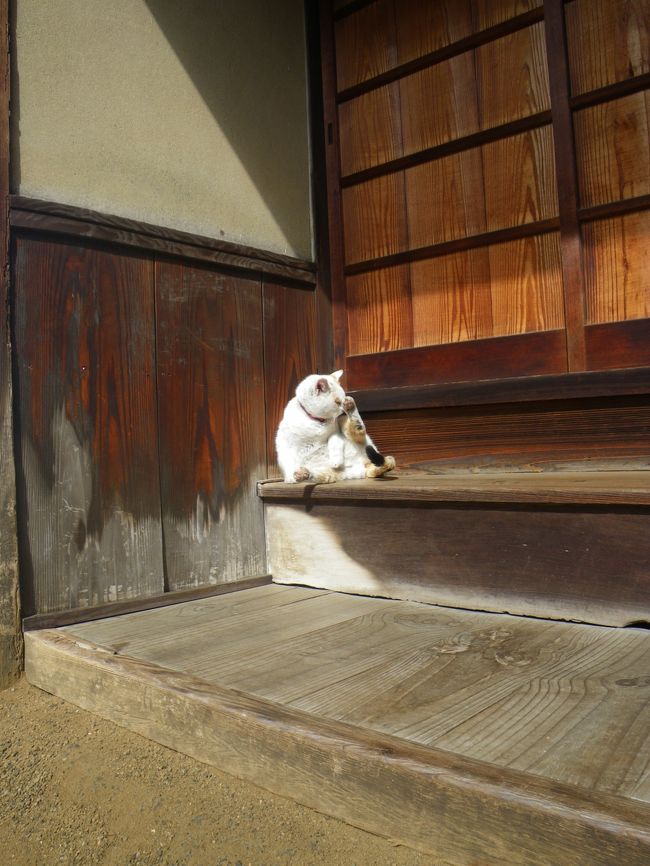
276,370,396,483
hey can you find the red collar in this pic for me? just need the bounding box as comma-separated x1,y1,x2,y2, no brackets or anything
298,401,329,424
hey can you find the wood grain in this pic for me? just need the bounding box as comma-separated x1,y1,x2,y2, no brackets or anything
155,259,266,591
566,0,650,96
482,125,559,231
341,171,409,264
334,0,397,92
586,319,650,371
472,0,543,31
399,52,479,156
405,147,486,248
266,500,650,626
345,265,413,354
476,22,550,128
0,0,20,687
338,82,402,176
351,367,650,412
10,197,316,285
260,469,650,506
395,0,473,66
357,396,650,470
410,248,493,346
574,91,650,209
487,231,565,334
13,236,164,615
262,281,319,475
582,211,650,324
25,624,650,866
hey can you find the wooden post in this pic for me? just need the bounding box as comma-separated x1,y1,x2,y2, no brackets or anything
0,0,21,688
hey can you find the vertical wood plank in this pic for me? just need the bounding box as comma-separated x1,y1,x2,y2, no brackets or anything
472,0,542,31
411,249,493,346
334,0,397,92
544,0,587,371
0,0,20,686
405,148,486,248
338,83,403,176
396,0,473,65
342,172,409,264
262,282,319,476
346,266,413,354
574,91,650,209
475,22,550,128
482,126,558,231
399,53,479,156
487,232,565,334
582,212,650,324
155,259,266,591
565,0,650,95
13,237,164,614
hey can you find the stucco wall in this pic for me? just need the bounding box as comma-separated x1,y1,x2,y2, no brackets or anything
11,0,313,259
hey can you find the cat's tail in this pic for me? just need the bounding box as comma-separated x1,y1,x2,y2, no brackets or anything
365,444,387,467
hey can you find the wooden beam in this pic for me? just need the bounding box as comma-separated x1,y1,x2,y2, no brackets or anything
544,0,587,371
24,628,650,865
318,0,348,368
0,0,21,689
10,197,317,286
349,367,650,412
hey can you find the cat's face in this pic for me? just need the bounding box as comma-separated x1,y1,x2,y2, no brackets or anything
295,370,346,419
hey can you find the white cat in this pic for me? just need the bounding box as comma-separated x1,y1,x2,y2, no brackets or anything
275,370,395,483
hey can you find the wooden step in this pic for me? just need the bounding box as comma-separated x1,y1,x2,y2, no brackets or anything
24,585,650,865
259,470,650,627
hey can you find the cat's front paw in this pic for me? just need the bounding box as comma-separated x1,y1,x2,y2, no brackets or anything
293,467,311,482
342,396,356,413
313,470,339,484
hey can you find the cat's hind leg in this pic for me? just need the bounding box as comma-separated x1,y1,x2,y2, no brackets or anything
364,455,396,478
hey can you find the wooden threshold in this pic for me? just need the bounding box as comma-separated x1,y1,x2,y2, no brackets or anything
259,470,650,506
22,575,272,631
24,587,650,865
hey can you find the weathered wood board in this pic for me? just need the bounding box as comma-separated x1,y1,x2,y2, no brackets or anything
13,236,165,614
264,497,650,626
24,585,650,865
155,259,267,590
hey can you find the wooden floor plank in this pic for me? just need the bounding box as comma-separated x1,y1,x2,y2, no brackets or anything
259,470,650,505
24,626,650,866
61,586,650,804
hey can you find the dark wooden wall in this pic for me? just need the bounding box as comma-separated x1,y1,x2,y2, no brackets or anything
11,204,324,616
324,0,650,389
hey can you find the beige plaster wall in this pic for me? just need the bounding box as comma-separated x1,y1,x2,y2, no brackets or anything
12,0,313,259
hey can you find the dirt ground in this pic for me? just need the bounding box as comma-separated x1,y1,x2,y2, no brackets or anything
1,678,442,866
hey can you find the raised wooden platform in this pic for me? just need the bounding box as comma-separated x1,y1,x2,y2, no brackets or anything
25,583,650,865
260,470,650,627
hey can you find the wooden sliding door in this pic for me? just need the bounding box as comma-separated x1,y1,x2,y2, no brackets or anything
322,0,650,389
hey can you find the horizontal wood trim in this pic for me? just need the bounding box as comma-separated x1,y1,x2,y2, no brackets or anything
24,628,650,865
578,194,650,224
332,0,376,21
347,330,567,389
22,575,272,632
259,470,650,506
9,197,317,286
337,7,545,103
570,71,650,110
349,367,650,412
340,111,552,188
586,319,650,371
345,218,560,275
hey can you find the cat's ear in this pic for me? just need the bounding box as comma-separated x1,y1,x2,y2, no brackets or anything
331,370,344,382
315,377,330,394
